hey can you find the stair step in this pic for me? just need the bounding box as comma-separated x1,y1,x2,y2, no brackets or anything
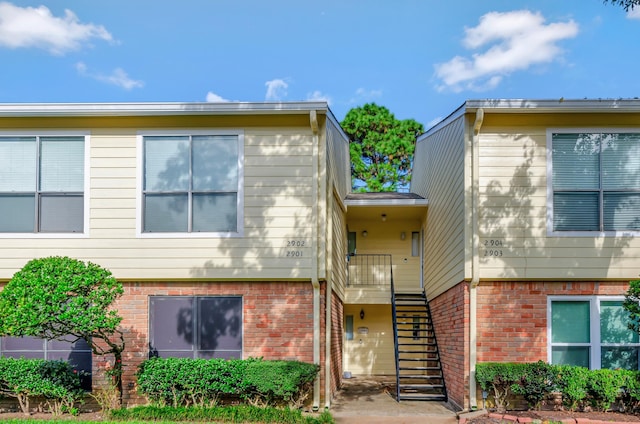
398,393,447,401
399,366,440,371
399,372,442,376
398,358,440,362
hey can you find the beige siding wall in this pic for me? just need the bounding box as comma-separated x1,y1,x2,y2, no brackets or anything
0,126,320,281
412,116,466,299
330,194,347,300
346,217,422,292
343,304,395,375
326,118,350,298
477,121,640,279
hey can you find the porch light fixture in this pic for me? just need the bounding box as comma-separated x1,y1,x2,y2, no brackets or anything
381,214,387,221
361,230,368,237
360,308,365,319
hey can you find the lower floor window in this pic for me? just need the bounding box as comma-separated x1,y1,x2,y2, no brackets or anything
0,336,92,389
149,296,242,359
549,296,639,370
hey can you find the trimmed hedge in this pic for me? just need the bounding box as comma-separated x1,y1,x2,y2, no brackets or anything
476,361,640,413
0,357,84,415
136,357,319,408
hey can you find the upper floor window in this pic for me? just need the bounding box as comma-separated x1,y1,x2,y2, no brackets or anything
549,131,640,234
141,133,243,235
0,135,85,233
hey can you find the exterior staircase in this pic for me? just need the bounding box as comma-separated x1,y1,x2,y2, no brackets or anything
392,292,447,401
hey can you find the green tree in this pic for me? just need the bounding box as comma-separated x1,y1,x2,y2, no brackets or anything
341,103,424,192
0,256,125,403
603,0,640,10
623,279,640,333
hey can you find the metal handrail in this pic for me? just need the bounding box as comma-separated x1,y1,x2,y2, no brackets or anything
390,260,400,401
346,254,392,287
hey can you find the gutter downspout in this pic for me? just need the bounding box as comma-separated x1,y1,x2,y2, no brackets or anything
469,108,484,410
310,110,321,411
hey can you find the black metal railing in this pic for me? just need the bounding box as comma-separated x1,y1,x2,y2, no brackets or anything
346,254,393,287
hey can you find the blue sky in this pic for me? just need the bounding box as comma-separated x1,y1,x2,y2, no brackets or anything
0,1,638,127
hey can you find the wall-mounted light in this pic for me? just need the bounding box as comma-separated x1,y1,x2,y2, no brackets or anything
360,308,365,319
361,230,368,237
381,214,387,222
400,232,406,240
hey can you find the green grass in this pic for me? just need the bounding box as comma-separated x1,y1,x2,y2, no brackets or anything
0,405,334,423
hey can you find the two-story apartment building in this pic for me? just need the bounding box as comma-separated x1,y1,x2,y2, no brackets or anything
0,99,639,412
412,99,640,410
0,102,351,408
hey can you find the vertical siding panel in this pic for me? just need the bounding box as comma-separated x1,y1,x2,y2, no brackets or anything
412,116,466,299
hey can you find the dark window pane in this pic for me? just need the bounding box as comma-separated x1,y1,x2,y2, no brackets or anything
2,336,44,351
39,195,84,232
144,194,188,232
198,297,242,353
150,297,194,352
47,336,91,351
2,351,44,359
0,195,35,232
197,350,241,360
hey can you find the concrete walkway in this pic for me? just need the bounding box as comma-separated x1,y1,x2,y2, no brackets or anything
330,376,458,424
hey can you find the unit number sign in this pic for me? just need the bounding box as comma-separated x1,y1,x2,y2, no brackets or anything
284,240,308,257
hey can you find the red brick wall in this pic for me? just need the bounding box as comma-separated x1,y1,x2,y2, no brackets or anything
330,290,344,396
476,281,630,363
115,281,316,405
429,282,469,411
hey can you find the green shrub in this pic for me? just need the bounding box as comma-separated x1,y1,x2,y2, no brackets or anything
244,360,319,407
476,362,525,411
136,357,316,408
554,365,590,411
587,368,626,411
512,361,554,409
0,357,84,415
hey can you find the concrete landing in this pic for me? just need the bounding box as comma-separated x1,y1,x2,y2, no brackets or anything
330,376,458,424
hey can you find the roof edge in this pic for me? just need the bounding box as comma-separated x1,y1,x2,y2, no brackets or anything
0,101,330,117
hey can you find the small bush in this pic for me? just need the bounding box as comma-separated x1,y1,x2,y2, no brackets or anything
476,362,524,411
512,361,554,409
554,365,590,411
244,360,319,407
136,357,318,408
477,362,640,413
0,357,84,415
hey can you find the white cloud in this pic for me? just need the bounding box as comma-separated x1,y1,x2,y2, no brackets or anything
434,10,578,92
76,62,143,90
206,92,229,102
349,87,383,104
628,7,640,19
307,90,331,105
0,2,113,55
265,79,288,101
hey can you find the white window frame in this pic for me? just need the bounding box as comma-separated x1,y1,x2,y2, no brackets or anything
0,131,90,238
547,295,640,370
136,130,244,238
546,128,640,237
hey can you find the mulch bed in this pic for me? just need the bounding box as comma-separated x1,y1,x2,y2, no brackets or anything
465,409,640,423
